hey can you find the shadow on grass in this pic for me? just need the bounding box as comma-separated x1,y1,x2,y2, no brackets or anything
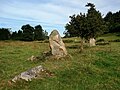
67,45,80,49
28,51,72,63
67,44,90,50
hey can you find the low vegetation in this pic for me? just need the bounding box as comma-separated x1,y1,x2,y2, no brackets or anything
0,34,120,90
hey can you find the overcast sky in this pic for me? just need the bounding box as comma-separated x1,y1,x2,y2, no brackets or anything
0,0,120,36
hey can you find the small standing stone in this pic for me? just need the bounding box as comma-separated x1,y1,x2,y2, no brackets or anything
89,38,96,46
49,30,67,57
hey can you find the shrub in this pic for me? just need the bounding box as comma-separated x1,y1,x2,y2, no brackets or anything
96,39,105,42
109,39,120,42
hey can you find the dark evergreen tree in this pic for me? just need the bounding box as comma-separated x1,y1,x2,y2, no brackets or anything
104,10,120,33
65,13,88,51
21,24,34,41
85,3,107,39
65,14,79,37
65,3,107,51
104,12,113,23
65,3,106,39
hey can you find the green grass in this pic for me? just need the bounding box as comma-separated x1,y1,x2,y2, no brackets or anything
0,35,120,90
97,33,120,41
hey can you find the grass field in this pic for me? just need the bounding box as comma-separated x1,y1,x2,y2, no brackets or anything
0,34,120,90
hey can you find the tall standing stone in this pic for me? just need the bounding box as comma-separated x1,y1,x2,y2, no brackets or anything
49,30,67,57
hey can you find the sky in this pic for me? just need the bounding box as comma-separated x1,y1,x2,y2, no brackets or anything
0,0,120,36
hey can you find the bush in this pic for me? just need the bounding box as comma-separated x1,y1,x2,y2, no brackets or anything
63,40,74,43
96,42,109,45
96,39,105,42
109,39,120,42
44,40,49,43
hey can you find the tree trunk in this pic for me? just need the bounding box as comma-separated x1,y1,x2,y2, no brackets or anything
89,38,96,46
80,38,84,52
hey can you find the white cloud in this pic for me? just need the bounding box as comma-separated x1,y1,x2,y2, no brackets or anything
0,0,87,23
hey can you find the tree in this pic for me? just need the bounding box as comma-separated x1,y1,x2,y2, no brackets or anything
11,31,18,40
86,3,107,39
0,28,11,40
21,24,34,41
43,30,48,39
17,30,23,40
65,13,88,51
104,12,113,23
11,30,23,40
65,3,107,51
104,11,120,33
34,25,48,40
63,30,70,38
34,25,43,40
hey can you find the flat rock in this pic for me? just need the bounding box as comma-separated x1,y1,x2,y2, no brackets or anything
12,65,54,82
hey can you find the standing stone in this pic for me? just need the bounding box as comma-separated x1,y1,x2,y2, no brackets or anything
49,30,67,57
89,38,96,46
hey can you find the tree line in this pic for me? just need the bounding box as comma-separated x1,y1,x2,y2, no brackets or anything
0,3,120,42
0,24,48,41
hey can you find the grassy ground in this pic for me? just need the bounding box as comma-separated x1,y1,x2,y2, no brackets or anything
0,34,120,90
